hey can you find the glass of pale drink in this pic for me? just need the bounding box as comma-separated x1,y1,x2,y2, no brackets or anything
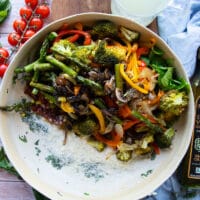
111,0,171,26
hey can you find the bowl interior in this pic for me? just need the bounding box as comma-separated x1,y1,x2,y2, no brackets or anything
0,13,194,200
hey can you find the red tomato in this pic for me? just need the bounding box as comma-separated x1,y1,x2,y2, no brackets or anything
19,7,33,20
35,5,50,18
25,0,38,9
0,48,9,64
8,32,21,46
13,19,27,34
0,64,8,77
29,17,43,31
23,30,35,42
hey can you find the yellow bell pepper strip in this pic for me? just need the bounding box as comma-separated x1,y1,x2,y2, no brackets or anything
88,104,105,134
119,64,148,94
59,97,75,113
60,101,75,113
120,37,132,61
131,52,139,82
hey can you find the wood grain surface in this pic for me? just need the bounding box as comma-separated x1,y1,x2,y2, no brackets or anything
51,0,111,21
50,0,157,32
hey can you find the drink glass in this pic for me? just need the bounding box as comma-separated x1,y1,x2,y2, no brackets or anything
111,0,171,26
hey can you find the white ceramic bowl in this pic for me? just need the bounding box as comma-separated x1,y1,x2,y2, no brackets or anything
0,13,195,200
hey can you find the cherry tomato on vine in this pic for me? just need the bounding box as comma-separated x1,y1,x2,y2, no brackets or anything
13,19,27,34
23,30,35,42
25,0,38,9
0,64,8,77
29,17,43,31
35,5,50,18
19,7,33,20
0,48,9,64
8,32,21,46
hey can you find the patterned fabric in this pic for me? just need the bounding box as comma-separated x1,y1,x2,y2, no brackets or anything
157,0,200,78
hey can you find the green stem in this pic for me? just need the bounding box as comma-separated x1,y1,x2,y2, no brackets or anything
115,64,123,90
30,82,55,94
40,91,58,105
131,110,163,133
33,63,54,71
76,75,104,93
45,55,77,78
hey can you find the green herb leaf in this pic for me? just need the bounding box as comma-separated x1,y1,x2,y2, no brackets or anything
0,0,11,23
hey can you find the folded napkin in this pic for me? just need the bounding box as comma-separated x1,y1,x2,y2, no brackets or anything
143,1,200,199
157,0,200,78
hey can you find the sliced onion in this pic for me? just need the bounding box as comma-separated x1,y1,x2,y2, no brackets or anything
114,123,124,137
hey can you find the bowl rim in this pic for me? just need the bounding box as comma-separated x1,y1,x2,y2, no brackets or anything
0,12,195,200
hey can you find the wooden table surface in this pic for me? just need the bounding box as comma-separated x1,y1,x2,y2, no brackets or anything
0,0,157,199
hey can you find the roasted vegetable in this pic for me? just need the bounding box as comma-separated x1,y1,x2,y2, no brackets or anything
51,39,94,71
73,117,99,136
91,20,118,39
119,26,140,42
159,90,189,123
155,127,175,148
87,136,105,152
94,40,126,66
116,150,132,162
39,32,58,61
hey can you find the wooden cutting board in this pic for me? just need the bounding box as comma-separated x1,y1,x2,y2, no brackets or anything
50,0,111,21
50,0,157,32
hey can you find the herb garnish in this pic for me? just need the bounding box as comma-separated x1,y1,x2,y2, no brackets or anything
19,135,27,143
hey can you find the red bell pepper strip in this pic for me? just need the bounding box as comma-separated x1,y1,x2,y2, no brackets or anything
122,119,140,130
94,131,122,148
55,29,91,45
118,104,132,119
67,34,80,43
136,47,149,59
151,142,160,154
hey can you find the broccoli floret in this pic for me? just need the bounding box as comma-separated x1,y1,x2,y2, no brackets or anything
155,127,175,148
51,39,95,71
134,134,154,155
159,90,189,123
51,39,76,57
87,136,105,152
91,20,118,39
116,150,132,162
72,45,94,65
120,26,140,43
73,118,99,136
94,40,127,66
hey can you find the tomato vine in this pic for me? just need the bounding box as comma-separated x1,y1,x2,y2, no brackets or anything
0,0,50,78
